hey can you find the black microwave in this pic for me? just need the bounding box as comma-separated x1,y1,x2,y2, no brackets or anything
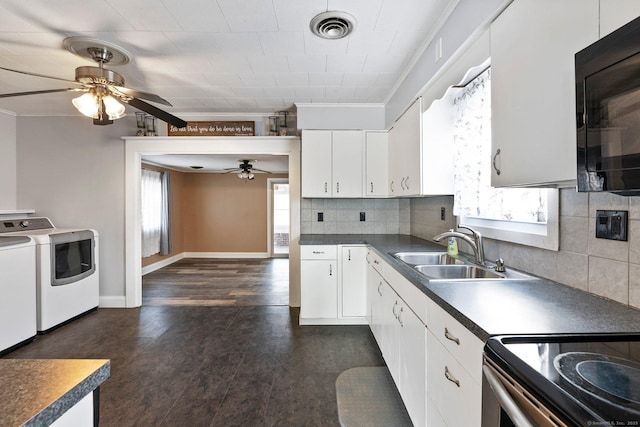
576,15,640,195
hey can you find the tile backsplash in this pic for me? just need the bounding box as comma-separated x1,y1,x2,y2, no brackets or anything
409,189,640,311
300,198,410,234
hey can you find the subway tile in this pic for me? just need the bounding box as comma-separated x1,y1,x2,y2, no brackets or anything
301,198,312,210
629,196,640,220
311,222,325,234
311,199,325,209
324,221,337,234
588,256,628,305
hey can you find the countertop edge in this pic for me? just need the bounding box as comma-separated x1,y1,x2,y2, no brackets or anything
22,359,110,427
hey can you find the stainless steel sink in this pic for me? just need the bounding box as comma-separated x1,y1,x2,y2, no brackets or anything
392,252,465,266
414,264,504,280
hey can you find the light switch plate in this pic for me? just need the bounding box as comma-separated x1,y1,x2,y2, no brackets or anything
595,210,628,241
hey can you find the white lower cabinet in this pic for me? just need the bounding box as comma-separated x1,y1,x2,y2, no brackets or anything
341,245,367,318
365,248,484,427
370,257,426,427
300,247,338,320
300,245,367,325
426,298,484,427
427,329,481,427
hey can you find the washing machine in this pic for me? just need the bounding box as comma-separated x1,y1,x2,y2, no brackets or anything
0,217,99,333
0,235,36,353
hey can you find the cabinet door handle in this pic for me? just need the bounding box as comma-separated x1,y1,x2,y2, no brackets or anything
348,249,351,261
336,182,340,193
370,182,374,193
390,181,394,192
324,182,328,193
492,149,501,176
444,366,461,388
398,307,404,327
373,259,379,265
377,282,383,296
444,327,460,345
405,176,409,190
329,264,333,276
392,300,398,318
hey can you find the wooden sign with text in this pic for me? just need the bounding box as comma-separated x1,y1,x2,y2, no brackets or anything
168,121,255,136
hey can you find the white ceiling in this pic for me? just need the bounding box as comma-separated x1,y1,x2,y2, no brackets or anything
0,0,455,118
142,153,289,173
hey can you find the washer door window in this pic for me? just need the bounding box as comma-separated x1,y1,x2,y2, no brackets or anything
50,231,96,286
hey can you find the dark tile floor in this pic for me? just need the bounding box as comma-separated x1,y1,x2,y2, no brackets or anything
4,260,385,426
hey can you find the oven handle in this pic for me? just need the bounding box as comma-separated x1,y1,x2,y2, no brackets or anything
482,363,535,427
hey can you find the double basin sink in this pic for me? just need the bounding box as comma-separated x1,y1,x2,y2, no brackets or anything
392,252,536,282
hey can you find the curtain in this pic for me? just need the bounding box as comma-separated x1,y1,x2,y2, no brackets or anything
159,171,171,255
141,169,162,257
452,68,547,223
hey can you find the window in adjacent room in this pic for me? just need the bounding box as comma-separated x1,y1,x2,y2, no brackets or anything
141,168,171,257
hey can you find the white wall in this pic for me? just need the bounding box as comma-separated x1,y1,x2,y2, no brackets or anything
16,115,133,303
296,103,385,130
0,111,17,210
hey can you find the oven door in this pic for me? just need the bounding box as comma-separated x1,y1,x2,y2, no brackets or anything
49,230,96,286
482,356,569,427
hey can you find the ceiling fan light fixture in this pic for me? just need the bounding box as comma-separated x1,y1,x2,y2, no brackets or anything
102,95,126,120
72,93,100,118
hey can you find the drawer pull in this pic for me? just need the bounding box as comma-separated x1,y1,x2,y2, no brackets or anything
444,327,460,345
444,366,460,387
329,265,333,276
312,251,325,254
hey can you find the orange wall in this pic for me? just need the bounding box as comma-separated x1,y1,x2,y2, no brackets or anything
182,172,288,253
141,164,185,267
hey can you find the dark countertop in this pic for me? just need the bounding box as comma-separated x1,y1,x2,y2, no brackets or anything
300,234,640,341
0,359,110,427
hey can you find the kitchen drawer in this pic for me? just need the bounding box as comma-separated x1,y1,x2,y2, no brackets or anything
384,262,427,324
427,329,481,427
301,245,337,260
365,247,386,277
426,298,484,383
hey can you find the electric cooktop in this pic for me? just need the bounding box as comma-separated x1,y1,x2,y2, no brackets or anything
485,334,640,426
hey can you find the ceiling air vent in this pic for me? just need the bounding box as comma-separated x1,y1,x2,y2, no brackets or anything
310,11,356,40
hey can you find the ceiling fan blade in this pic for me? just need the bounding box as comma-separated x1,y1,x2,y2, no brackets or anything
0,88,83,98
0,66,81,85
251,168,272,174
111,86,172,106
124,97,187,129
222,169,241,173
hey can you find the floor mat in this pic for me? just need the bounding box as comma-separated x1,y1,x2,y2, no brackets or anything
336,367,413,427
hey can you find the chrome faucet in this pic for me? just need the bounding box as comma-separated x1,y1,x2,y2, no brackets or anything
433,225,486,265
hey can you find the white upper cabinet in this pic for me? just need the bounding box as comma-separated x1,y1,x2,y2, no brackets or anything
365,131,389,197
490,0,599,187
422,96,454,195
332,131,364,197
388,98,422,196
600,0,640,37
301,130,363,198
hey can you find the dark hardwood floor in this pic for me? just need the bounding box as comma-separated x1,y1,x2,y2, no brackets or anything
142,258,290,307
4,258,384,426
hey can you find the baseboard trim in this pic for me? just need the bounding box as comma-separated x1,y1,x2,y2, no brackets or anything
141,253,185,276
182,252,270,259
99,296,127,308
299,317,368,326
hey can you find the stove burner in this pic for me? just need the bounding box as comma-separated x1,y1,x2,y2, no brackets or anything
555,352,640,413
577,360,640,403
